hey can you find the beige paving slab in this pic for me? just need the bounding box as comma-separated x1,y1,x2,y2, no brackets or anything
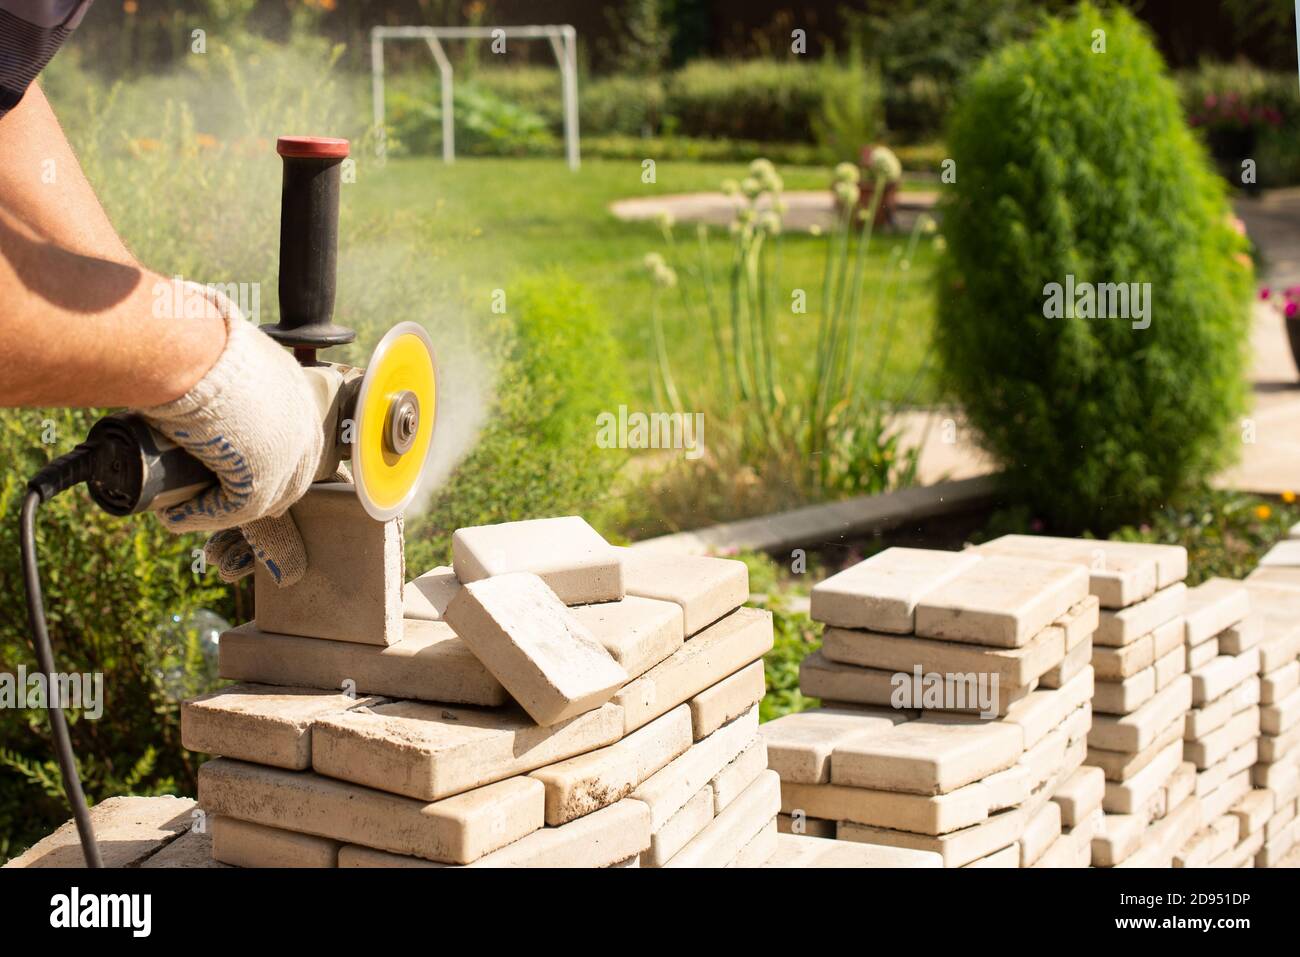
1188,637,1221,671
1186,707,1261,769
1221,615,1264,655
1262,661,1300,704
663,770,780,867
1184,578,1251,646
1186,677,1257,740
1004,665,1095,749
1258,721,1300,762
963,843,1020,868
138,827,224,869
1095,583,1187,647
613,607,773,734
1089,674,1192,753
1242,581,1300,650
781,776,998,835
914,557,1089,647
1152,616,1187,659
1053,765,1106,827
567,595,684,681
452,516,624,605
1021,800,1062,867
403,566,460,621
727,817,778,868
710,736,767,814
1091,718,1182,783
642,785,714,867
1192,649,1261,705
198,758,542,865
181,683,381,770
838,805,1026,868
1247,565,1300,588
1093,668,1156,716
1092,811,1146,867
218,619,507,707
762,832,942,868
799,651,1030,716
1101,741,1183,814
211,816,339,868
1154,644,1187,691
618,548,749,636
1093,635,1154,681
529,705,692,825
444,572,627,726
1231,788,1276,835
1117,794,1201,868
688,660,766,740
1262,685,1300,734
759,706,912,785
312,700,623,802
337,845,445,868
467,798,652,868
1039,635,1092,689
810,547,983,633
2,796,195,869
976,535,1161,608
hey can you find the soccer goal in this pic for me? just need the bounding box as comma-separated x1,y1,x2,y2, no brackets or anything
370,24,580,170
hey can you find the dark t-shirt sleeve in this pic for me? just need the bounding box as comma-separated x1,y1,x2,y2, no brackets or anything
0,0,92,117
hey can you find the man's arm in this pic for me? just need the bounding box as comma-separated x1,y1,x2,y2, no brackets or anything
0,84,226,407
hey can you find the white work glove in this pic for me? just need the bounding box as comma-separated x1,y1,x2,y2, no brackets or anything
137,284,323,587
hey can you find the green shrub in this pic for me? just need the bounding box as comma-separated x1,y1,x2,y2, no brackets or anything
404,272,628,575
1177,63,1300,187
935,5,1254,532
386,82,557,158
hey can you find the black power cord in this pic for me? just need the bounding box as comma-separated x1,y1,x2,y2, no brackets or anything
21,445,104,868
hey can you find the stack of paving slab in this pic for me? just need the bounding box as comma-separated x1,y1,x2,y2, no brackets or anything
975,535,1196,867
762,546,1101,868
182,489,780,868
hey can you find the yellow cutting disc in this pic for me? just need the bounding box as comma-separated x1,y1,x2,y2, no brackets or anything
352,321,438,520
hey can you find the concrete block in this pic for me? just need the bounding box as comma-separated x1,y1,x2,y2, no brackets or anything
1255,758,1299,792
138,827,224,869
1231,788,1275,835
1152,616,1186,659
2,796,195,869
1093,668,1155,716
777,814,836,839
962,843,1020,868
631,706,758,830
1175,816,1238,868
255,484,402,645
337,846,445,868
838,805,1026,868
1258,722,1300,762
1202,771,1252,822
1259,627,1300,674
1039,635,1092,689
1220,615,1263,655
567,595,684,681
311,699,622,801
444,572,627,726
1021,800,1062,866
1019,726,1070,794
810,547,982,633
762,832,942,868
977,534,1161,608
663,770,780,867
1089,674,1191,753
688,660,765,740
613,607,772,734
452,516,623,605
403,566,460,621
781,776,1000,836
1053,765,1105,826
1118,794,1201,868
219,619,507,707
1101,740,1182,815
1267,800,1296,841
529,705,691,825
710,736,767,814
1154,644,1187,691
727,817,778,868
800,651,1032,716
619,548,749,636
914,557,1089,647
1185,707,1260,769
1004,665,1095,750
1187,637,1219,671
830,714,1023,795
1094,583,1186,647
1183,578,1251,646
1088,717,1182,782
211,816,338,868
642,785,714,867
1185,679,1254,741
466,798,651,868
1191,649,1260,706
1061,596,1101,648
1261,685,1300,735
1166,760,1197,809
1091,811,1145,867
1261,660,1300,705
198,758,542,864
821,618,1066,690
981,764,1034,812
760,706,911,784
181,683,380,770
1093,635,1153,681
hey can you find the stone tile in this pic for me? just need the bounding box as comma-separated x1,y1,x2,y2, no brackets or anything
2,796,195,869
1053,765,1105,826
1091,811,1146,867
688,660,766,740
1117,795,1200,868
255,484,402,645
211,816,339,868
759,706,911,785
1039,636,1092,689
1152,617,1187,659
1202,771,1252,822
529,705,692,825
1261,661,1300,705
1258,722,1300,762
727,818,779,868
1089,674,1191,753
1261,685,1300,735
1004,665,1095,750
613,607,772,734
452,516,623,605
977,535,1161,608
1186,677,1256,740
618,548,749,636
662,770,780,867
838,805,1026,868
1260,539,1300,567
799,651,1031,716
914,557,1089,647
1187,637,1219,671
642,786,714,867
1154,644,1187,691
403,566,459,621
781,775,1001,836
1094,583,1186,647
963,843,1019,868
1093,635,1154,681
810,547,982,633
466,798,651,868
1246,566,1300,589
312,700,623,801
138,827,224,869
218,619,507,707
444,572,627,726
1220,616,1263,655
761,833,942,868
1166,760,1197,810
1101,741,1182,814
1184,578,1251,646
710,736,767,814
197,758,542,865
1231,789,1276,835
1242,581,1300,656
1191,649,1261,705
830,715,1023,795
1061,597,1102,648
1093,668,1156,716
181,683,381,770
1185,707,1260,769
1020,800,1062,867
567,595,684,681
337,846,445,868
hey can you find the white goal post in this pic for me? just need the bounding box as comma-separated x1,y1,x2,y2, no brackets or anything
370,24,580,170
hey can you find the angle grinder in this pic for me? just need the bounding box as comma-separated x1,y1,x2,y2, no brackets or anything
20,135,439,866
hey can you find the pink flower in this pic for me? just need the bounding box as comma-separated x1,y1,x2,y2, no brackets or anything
1285,285,1300,298
1286,301,1298,318
1260,287,1271,300
1204,94,1217,109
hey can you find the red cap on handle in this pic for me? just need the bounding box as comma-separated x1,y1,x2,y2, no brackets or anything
276,136,349,159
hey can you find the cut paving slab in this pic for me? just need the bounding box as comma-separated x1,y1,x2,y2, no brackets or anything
181,683,382,770
403,566,460,621
913,556,1090,647
760,706,913,785
444,572,628,726
810,547,982,634
219,619,507,707
567,595,685,681
618,548,749,636
254,484,404,646
311,699,623,802
452,516,624,605
198,758,543,865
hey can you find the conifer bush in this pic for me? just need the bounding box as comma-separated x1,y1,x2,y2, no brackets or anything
934,5,1253,530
